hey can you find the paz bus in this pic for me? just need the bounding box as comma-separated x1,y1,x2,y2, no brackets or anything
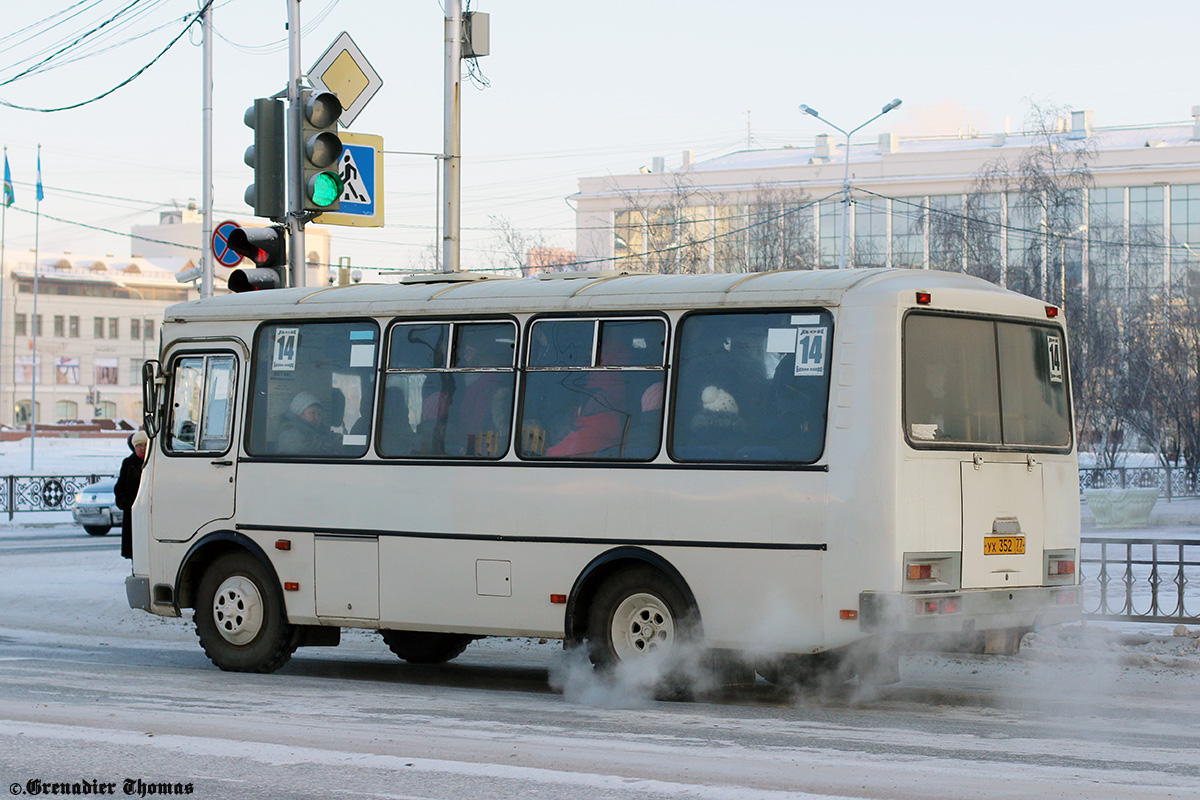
126,268,1081,685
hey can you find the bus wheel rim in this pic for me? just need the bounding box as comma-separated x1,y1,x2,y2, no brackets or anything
212,575,265,646
610,592,674,661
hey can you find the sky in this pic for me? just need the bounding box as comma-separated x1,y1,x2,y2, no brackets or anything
0,0,1197,275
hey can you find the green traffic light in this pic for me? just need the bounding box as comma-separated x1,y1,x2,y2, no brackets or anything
308,172,342,208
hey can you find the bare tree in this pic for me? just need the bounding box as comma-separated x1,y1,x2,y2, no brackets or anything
483,216,576,276
613,175,817,274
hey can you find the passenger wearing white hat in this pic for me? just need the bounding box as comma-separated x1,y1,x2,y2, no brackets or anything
278,391,337,454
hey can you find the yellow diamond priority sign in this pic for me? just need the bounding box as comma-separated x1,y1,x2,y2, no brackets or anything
307,32,382,129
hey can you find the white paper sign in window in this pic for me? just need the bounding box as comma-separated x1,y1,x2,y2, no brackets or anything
1047,335,1063,384
272,327,299,372
794,327,827,376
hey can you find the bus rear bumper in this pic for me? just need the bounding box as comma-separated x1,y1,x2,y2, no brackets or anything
859,584,1082,636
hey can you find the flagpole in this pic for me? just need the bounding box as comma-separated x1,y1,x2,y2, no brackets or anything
30,144,40,470
0,147,7,426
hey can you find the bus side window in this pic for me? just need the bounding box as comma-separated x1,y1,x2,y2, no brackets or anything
520,317,665,461
246,322,379,458
672,311,830,463
379,321,516,459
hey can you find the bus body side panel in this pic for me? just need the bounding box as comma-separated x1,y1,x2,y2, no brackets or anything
230,461,832,646
819,302,904,650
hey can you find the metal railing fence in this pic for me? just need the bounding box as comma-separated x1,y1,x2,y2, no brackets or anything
0,474,109,520
1080,536,1200,625
1079,466,1200,499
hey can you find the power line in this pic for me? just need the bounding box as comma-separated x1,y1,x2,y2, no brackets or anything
0,0,213,113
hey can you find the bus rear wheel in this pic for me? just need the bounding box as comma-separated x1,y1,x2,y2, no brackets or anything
379,630,474,664
195,552,298,673
585,566,699,695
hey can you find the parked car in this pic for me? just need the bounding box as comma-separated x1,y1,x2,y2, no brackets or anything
73,478,122,536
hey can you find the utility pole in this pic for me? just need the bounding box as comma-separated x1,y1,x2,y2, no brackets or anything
201,3,214,298
443,0,463,273
286,0,306,287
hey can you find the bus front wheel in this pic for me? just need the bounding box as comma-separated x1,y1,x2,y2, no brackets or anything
379,630,474,664
195,552,298,673
585,567,699,692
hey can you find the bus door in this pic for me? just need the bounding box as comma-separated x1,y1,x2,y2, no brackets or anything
960,458,1045,589
153,349,241,541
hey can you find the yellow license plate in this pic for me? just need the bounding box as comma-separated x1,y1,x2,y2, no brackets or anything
984,536,1025,555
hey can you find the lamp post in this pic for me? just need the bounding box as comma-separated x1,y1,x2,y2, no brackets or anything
799,99,902,269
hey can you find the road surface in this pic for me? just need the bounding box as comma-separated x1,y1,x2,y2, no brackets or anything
1,524,1198,799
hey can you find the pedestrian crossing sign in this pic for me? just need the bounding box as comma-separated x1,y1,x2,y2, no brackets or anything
314,132,384,228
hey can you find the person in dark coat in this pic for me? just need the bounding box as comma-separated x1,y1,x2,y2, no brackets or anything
115,430,149,560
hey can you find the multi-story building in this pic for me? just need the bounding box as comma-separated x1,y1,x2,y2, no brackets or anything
0,207,339,428
0,254,197,426
573,106,1200,306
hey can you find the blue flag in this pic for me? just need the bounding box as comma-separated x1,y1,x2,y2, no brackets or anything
2,153,13,207
36,150,43,202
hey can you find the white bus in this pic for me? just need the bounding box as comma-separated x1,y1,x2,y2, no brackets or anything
126,268,1081,685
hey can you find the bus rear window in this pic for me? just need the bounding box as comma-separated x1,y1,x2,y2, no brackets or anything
904,314,1070,449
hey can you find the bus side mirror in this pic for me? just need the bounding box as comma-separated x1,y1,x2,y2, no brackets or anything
142,359,163,438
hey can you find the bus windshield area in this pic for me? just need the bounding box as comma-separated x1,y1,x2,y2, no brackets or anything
904,313,1070,449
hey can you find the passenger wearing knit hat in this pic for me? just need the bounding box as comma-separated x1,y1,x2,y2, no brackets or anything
278,391,336,454
290,392,321,417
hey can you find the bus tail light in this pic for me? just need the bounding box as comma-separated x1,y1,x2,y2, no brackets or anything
907,564,933,581
1049,559,1075,575
1044,549,1077,585
916,596,961,615
903,552,961,592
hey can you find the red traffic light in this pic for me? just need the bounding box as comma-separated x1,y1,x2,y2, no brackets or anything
227,226,287,292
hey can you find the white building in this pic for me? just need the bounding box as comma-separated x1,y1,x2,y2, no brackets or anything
574,106,1200,305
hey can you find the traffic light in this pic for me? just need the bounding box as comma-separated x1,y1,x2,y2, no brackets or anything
227,226,287,292
301,89,344,213
243,98,286,219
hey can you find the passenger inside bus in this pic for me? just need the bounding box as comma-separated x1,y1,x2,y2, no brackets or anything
441,332,515,456
378,378,417,455
542,370,627,457
277,391,339,455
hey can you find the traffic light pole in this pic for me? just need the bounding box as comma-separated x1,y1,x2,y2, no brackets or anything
286,0,305,287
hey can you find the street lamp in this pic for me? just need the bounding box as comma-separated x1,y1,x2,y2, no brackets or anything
799,98,902,269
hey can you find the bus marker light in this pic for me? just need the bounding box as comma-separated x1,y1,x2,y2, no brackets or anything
916,291,932,305
839,609,858,620
550,594,567,604
275,539,291,551
284,582,299,591
1046,305,1060,318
